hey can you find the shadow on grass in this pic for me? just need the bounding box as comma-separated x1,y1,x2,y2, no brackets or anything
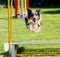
0,52,9,57
0,47,60,57
17,47,60,56
42,10,60,14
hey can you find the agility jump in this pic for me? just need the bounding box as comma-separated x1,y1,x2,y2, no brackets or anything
15,0,29,18
8,0,29,55
7,0,60,57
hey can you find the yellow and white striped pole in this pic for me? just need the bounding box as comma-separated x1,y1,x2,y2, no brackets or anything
20,0,26,15
21,0,24,14
8,0,12,54
24,0,26,14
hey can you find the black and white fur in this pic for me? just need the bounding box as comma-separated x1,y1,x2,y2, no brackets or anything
25,8,41,32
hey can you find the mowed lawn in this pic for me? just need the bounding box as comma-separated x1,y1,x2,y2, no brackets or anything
0,8,60,57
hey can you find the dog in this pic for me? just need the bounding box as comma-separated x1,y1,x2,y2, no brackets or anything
25,8,41,32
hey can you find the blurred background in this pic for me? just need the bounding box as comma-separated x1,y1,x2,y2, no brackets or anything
0,0,60,8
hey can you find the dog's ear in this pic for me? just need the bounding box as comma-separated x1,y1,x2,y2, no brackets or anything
27,8,31,12
36,9,40,13
27,8,33,18
36,9,40,16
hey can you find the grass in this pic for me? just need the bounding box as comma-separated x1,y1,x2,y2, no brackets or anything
0,8,60,57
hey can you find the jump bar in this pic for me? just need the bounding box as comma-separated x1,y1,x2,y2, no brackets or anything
12,41,60,45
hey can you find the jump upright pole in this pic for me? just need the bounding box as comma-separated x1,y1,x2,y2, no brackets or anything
15,0,29,18
26,0,29,8
15,0,18,18
8,0,12,54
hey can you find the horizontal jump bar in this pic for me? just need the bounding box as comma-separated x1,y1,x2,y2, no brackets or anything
12,41,60,45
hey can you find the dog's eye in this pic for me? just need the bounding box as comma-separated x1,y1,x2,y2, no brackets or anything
38,24,40,27
27,23,30,25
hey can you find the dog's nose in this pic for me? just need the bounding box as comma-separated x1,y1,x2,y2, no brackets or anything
33,18,35,22
33,18,35,20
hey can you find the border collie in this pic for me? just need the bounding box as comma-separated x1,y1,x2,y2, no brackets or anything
25,8,41,32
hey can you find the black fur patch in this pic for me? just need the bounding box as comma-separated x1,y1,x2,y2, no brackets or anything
25,17,28,26
27,8,33,19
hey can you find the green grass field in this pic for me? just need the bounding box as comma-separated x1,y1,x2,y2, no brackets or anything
0,8,60,57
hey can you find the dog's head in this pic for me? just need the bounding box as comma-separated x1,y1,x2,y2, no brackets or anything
25,8,41,32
